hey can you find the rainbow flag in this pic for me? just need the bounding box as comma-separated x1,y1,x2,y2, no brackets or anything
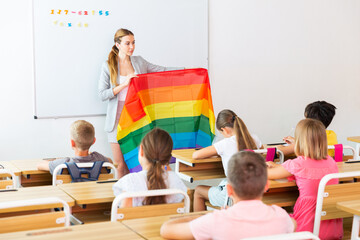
117,68,215,172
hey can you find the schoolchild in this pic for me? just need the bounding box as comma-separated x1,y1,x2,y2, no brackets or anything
267,118,342,240
37,120,110,174
160,151,296,240
112,128,187,207
192,109,262,211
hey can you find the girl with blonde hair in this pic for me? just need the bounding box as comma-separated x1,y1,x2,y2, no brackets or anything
267,118,342,239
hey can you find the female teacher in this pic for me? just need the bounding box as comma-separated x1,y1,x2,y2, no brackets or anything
98,28,181,178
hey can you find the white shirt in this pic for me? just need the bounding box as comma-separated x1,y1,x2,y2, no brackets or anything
117,75,128,101
214,134,262,176
112,170,187,207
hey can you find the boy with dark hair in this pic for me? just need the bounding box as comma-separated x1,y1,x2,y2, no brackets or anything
160,151,296,240
278,101,337,156
37,120,110,175
304,101,336,128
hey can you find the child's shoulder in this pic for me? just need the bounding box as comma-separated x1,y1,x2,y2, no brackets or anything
114,170,147,191
119,170,147,183
165,171,187,191
88,152,110,162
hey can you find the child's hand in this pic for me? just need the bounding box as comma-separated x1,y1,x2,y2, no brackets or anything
266,161,277,168
283,136,295,145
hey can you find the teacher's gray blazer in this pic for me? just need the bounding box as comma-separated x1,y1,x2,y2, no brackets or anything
98,55,182,132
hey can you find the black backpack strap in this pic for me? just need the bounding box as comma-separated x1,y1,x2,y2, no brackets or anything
65,161,105,182
88,161,105,180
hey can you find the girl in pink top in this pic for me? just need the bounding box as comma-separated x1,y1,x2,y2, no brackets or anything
267,118,342,240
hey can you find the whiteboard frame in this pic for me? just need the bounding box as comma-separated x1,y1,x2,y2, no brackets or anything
31,0,209,119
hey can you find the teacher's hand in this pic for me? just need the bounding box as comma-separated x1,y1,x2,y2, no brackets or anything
124,73,138,86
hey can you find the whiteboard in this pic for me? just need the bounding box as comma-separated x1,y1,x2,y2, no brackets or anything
32,0,208,118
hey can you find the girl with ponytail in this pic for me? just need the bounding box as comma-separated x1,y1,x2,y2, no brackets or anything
99,29,183,178
112,128,187,207
192,109,263,211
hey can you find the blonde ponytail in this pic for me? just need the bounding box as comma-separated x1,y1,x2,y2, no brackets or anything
233,116,257,150
108,45,119,86
216,109,257,151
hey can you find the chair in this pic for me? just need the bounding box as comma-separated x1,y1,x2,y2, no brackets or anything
242,231,320,240
0,197,70,233
111,189,190,221
52,162,118,186
0,169,17,189
313,171,360,237
328,144,356,162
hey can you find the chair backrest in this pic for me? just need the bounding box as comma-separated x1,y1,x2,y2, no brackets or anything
0,169,17,190
0,197,70,233
328,144,356,162
242,231,320,240
254,148,284,163
52,162,118,186
313,171,360,236
111,189,190,222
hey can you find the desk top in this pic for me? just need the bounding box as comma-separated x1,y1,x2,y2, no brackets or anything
0,185,75,213
269,179,296,188
10,159,49,175
337,162,360,173
172,149,221,163
123,211,207,240
0,221,142,240
347,136,360,143
0,161,21,176
337,200,360,216
58,181,115,205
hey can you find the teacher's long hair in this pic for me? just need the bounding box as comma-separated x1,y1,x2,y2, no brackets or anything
141,128,173,205
107,28,134,86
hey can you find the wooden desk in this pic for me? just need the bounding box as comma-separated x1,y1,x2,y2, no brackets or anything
0,185,75,213
337,200,360,216
337,200,360,240
123,211,207,240
10,159,52,187
172,149,224,183
58,181,115,205
0,161,21,188
0,221,142,240
337,162,360,173
269,179,296,188
347,136,360,160
0,161,21,177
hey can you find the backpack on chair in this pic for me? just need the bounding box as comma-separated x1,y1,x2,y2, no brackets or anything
65,161,105,182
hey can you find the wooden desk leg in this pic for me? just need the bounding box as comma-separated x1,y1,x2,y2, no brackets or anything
356,144,360,161
70,215,83,225
175,159,193,183
15,176,21,188
351,215,360,240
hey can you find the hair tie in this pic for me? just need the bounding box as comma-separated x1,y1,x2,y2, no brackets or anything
232,115,236,122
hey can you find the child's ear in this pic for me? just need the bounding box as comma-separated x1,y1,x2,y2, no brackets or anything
93,137,96,145
226,184,234,197
221,127,232,137
264,180,270,193
70,139,76,148
139,144,144,157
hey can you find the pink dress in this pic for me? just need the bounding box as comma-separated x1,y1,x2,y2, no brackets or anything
282,156,343,240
